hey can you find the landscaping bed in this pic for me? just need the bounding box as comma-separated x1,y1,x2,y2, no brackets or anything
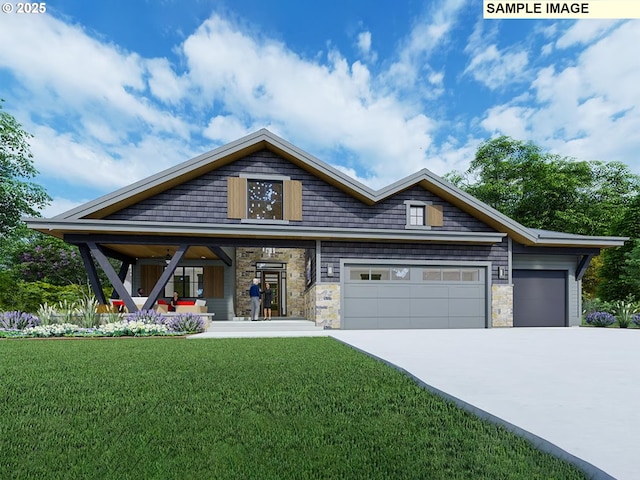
0,308,204,338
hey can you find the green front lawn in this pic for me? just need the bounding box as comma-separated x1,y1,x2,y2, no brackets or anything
1,337,586,479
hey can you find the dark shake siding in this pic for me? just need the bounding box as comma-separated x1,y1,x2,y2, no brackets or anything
320,238,509,284
107,150,497,234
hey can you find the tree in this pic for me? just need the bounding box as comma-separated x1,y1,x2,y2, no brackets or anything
10,232,88,285
446,136,640,236
597,194,640,301
0,100,50,238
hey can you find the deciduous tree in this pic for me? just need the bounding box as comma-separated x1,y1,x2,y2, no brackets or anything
0,100,50,238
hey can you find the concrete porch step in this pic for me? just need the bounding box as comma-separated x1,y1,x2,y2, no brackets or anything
208,319,322,331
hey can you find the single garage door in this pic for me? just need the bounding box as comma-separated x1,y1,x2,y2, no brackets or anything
343,265,486,329
513,269,567,327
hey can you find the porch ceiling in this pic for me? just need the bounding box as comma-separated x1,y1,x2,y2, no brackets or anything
102,244,220,261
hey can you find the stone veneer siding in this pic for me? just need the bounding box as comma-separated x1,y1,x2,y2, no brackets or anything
304,284,340,329
491,284,513,327
235,247,306,318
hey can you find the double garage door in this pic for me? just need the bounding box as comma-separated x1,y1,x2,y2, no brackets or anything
343,264,487,329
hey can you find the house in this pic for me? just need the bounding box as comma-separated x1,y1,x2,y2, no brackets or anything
25,129,627,329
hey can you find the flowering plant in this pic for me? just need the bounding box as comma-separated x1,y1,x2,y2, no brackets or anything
584,311,616,327
126,309,167,325
633,313,640,327
24,324,92,338
0,311,41,330
167,313,205,333
97,320,169,337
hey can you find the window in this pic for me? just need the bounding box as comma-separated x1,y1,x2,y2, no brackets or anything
227,176,302,221
247,180,283,220
349,267,409,281
422,267,480,282
164,266,204,298
404,200,443,229
409,206,425,226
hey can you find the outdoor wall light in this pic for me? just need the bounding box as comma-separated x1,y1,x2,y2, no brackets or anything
327,264,334,276
165,249,171,265
498,266,508,280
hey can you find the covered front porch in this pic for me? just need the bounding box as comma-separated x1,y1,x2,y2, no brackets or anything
64,233,316,320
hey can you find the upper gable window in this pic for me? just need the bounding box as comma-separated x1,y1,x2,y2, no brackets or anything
227,175,302,222
247,180,283,220
404,200,443,229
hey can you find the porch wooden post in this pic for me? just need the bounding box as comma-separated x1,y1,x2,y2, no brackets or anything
78,243,107,305
110,260,132,299
88,242,137,313
142,244,188,311
208,246,233,266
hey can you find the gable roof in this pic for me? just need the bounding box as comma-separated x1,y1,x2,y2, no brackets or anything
28,129,627,248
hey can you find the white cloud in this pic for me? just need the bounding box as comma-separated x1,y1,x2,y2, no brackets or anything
384,0,467,93
463,20,529,90
203,116,254,143
464,45,529,89
39,198,86,218
145,58,189,104
479,21,640,168
556,20,621,49
357,31,371,55
180,13,440,184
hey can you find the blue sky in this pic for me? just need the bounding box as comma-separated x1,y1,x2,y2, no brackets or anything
0,1,638,217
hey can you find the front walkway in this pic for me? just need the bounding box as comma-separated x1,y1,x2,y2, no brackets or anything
189,318,330,338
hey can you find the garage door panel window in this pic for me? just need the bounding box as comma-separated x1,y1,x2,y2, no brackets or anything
349,267,410,281
422,267,480,282
391,267,411,280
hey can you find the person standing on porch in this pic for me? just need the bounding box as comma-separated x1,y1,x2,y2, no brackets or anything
262,283,273,321
249,278,261,321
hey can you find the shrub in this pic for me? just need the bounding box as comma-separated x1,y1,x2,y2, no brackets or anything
76,294,100,328
36,303,58,325
126,309,166,325
584,311,616,327
582,296,614,315
0,311,41,330
613,300,635,328
167,313,205,333
5,281,84,313
633,314,640,327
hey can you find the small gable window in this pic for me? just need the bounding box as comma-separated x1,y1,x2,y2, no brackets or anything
409,206,425,226
404,200,443,229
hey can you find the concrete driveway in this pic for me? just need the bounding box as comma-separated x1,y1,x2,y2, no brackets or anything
330,327,639,480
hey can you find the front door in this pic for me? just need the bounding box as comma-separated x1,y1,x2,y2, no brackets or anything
261,271,280,316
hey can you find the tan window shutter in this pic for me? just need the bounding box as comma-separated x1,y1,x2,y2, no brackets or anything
284,180,302,221
203,266,224,298
140,265,163,294
227,177,247,219
427,205,443,227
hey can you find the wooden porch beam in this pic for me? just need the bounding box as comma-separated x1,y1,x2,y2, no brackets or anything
110,260,132,300
208,246,233,266
78,244,107,305
143,244,188,311
88,242,137,313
